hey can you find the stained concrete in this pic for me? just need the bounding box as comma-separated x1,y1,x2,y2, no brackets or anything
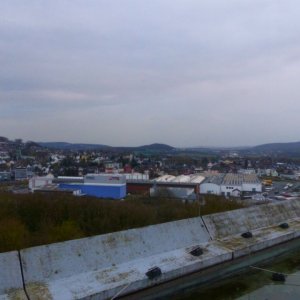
203,199,300,258
9,199,300,300
20,217,228,300
0,251,27,300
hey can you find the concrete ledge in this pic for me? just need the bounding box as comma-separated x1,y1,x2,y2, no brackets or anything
120,237,300,300
213,224,297,258
203,199,300,259
8,199,300,300
23,243,231,300
0,251,27,300
20,217,211,300
202,199,300,239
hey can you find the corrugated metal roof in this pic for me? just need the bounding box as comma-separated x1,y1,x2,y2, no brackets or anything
155,175,176,182
202,174,225,185
222,173,260,185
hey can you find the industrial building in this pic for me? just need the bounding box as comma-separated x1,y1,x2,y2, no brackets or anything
29,173,127,199
29,174,54,190
150,174,205,200
59,174,126,199
124,172,149,181
200,173,262,197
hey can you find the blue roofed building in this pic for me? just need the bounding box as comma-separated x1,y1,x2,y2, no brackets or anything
58,173,126,199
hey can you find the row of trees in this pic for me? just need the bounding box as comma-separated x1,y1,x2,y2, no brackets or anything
0,192,244,253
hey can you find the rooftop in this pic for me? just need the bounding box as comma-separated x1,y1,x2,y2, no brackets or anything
202,173,261,186
222,173,260,186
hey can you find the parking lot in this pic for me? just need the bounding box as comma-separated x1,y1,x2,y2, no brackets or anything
263,180,300,201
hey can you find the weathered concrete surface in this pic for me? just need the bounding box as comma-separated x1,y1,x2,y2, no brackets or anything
203,199,300,239
203,199,300,258
23,243,231,300
212,224,297,258
203,206,269,239
0,251,27,300
16,199,300,299
121,236,300,300
21,217,229,300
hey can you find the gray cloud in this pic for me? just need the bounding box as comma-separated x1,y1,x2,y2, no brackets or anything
1,0,300,146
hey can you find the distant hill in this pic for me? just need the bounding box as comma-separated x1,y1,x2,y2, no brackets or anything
250,141,300,154
134,143,174,151
38,142,174,152
186,146,251,151
38,142,111,150
184,141,300,157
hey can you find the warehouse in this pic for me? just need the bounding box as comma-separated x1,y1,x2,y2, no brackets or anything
199,174,224,195
59,174,126,199
150,174,205,200
29,174,54,190
200,173,262,197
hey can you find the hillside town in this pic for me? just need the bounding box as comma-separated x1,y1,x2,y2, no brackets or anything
1,136,300,203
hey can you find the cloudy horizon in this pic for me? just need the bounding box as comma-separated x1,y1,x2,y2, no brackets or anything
1,1,300,147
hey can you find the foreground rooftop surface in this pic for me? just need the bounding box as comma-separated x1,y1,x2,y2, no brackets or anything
2,199,300,300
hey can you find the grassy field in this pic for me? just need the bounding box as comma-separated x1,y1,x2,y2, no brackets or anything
0,192,244,253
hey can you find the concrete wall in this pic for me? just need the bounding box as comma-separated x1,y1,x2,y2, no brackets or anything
203,199,300,240
242,182,262,192
20,217,216,299
203,199,300,259
202,205,267,239
3,199,300,300
200,183,220,195
20,217,210,282
220,184,241,197
0,251,27,300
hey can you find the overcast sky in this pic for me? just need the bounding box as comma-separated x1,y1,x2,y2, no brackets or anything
1,1,300,147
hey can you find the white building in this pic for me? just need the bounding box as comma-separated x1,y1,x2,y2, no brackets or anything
125,173,149,181
238,169,256,175
29,174,54,191
200,173,262,197
151,174,205,200
199,174,223,195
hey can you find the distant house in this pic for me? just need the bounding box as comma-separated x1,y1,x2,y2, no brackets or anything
14,168,28,180
13,167,34,180
0,171,11,181
231,188,241,197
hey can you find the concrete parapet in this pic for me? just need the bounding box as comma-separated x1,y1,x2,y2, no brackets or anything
0,251,27,300
202,199,300,240
4,199,300,300
213,223,297,258
203,199,300,259
20,217,216,299
21,243,231,300
202,206,268,239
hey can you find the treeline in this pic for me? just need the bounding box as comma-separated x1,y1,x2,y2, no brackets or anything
0,192,244,253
